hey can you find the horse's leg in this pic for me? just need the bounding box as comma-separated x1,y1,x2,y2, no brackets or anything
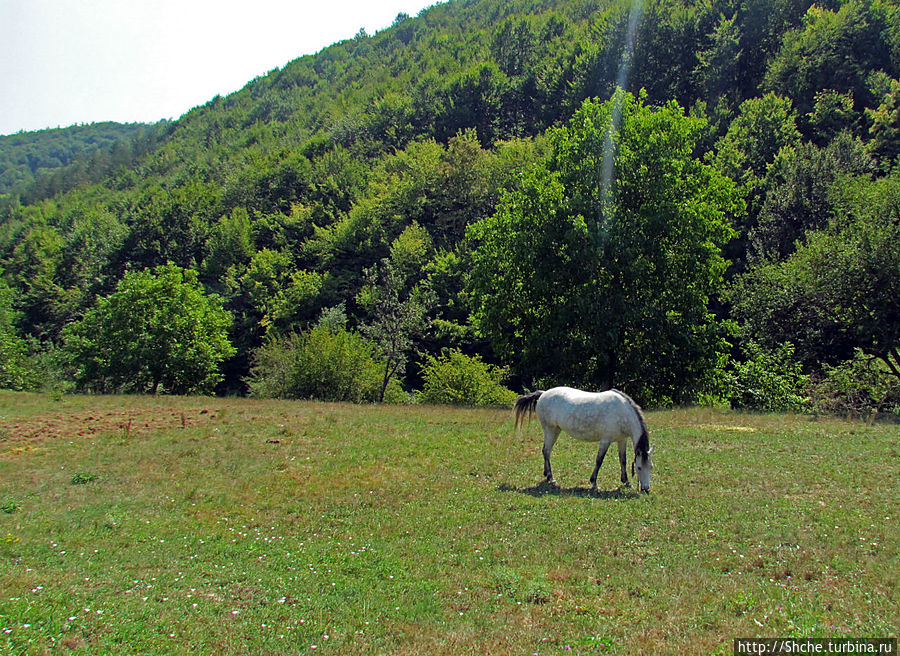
618,440,631,487
590,442,612,492
541,424,561,486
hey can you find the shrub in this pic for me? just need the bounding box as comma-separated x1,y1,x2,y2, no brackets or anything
246,326,404,403
0,331,64,393
417,349,517,407
810,350,900,417
724,341,810,412
0,331,37,391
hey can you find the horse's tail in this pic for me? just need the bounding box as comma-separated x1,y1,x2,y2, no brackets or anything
514,390,544,430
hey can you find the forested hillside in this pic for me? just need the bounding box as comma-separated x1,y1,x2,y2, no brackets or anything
1,0,898,413
0,122,165,200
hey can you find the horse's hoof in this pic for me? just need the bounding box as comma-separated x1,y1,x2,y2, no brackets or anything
623,481,631,488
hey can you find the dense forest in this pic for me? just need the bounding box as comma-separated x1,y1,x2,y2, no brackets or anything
1,0,898,414
0,122,166,200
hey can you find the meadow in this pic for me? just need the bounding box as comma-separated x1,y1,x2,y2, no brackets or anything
0,391,896,655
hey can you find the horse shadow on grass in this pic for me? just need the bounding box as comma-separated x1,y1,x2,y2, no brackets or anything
496,480,639,500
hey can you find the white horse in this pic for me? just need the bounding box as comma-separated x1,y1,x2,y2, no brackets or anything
514,386,653,493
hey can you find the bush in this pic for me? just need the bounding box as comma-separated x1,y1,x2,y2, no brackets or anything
0,331,37,391
416,349,517,407
246,326,404,403
63,265,235,395
810,350,900,418
724,341,810,412
0,274,44,392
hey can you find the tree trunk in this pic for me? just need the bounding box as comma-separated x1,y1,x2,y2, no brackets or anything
882,349,900,383
599,348,617,391
378,370,389,403
377,358,395,403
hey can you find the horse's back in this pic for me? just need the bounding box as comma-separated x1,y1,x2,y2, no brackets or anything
536,387,636,442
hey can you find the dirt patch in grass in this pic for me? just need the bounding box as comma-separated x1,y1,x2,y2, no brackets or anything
0,405,218,457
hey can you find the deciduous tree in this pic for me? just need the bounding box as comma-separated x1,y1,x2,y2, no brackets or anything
467,91,741,404
64,264,235,394
732,171,900,381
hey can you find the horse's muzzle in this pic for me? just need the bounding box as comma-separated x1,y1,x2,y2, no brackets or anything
640,486,650,494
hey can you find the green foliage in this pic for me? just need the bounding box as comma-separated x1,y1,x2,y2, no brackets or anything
230,248,295,320
64,264,235,394
718,93,802,175
4,223,81,340
713,93,801,232
810,350,900,417
732,171,900,376
0,272,42,391
388,221,433,280
866,74,900,163
0,122,155,197
763,1,895,118
750,133,875,259
417,348,517,407
0,331,35,391
1,0,899,413
357,257,434,403
468,91,740,403
807,90,858,144
70,472,99,485
123,182,221,269
203,207,255,279
246,325,404,403
266,269,325,333
693,12,742,106
723,341,810,412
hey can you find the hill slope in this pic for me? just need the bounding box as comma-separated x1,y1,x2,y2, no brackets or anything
1,0,898,405
0,122,163,198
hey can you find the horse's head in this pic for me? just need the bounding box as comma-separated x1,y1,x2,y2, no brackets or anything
633,445,653,493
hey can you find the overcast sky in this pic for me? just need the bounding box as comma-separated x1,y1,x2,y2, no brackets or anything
0,0,439,136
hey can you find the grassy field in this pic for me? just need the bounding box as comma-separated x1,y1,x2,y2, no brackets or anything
0,391,896,655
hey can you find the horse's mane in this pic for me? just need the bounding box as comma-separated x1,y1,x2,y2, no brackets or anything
513,390,544,430
611,389,650,455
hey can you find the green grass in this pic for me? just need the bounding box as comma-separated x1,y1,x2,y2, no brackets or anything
0,392,897,655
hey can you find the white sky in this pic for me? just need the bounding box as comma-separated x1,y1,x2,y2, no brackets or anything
0,0,439,136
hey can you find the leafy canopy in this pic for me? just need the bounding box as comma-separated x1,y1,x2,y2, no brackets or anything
64,264,235,394
467,91,741,403
731,170,900,381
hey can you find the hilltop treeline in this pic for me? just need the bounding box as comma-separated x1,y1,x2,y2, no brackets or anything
0,122,167,201
1,0,898,413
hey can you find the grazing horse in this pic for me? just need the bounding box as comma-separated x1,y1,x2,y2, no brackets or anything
514,386,653,493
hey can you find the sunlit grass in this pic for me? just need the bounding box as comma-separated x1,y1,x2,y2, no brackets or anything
0,391,897,654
